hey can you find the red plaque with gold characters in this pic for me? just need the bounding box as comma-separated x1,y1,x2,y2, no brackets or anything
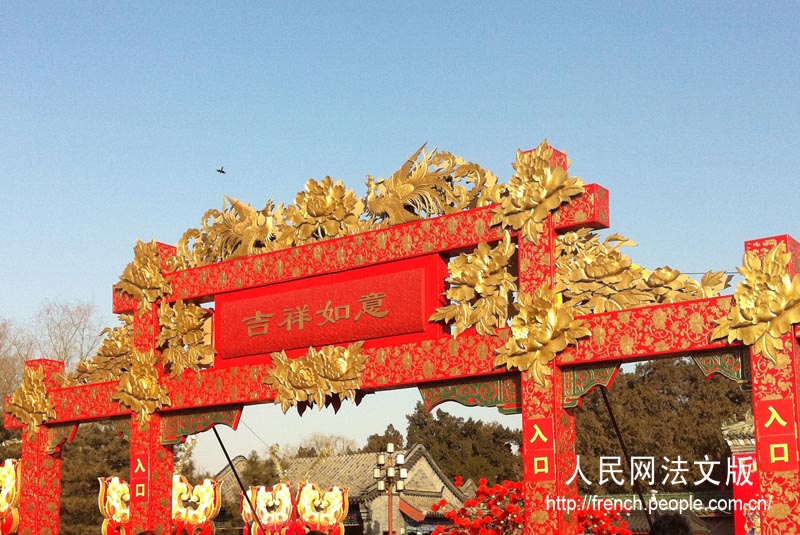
214,254,447,361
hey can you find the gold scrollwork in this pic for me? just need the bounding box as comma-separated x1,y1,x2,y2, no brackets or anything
557,229,731,315
98,476,130,533
158,301,215,377
491,140,584,243
8,367,57,436
430,232,517,336
712,242,800,367
112,349,171,424
366,145,498,226
265,342,368,413
284,177,366,245
494,285,591,387
67,314,135,385
117,240,173,316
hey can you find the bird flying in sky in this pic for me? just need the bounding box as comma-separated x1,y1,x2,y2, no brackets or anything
216,166,226,174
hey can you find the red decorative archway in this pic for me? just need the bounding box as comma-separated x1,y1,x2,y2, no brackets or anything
4,141,799,534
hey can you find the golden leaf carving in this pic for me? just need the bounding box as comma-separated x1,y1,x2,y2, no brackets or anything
118,240,173,316
557,229,731,315
265,342,368,413
712,242,800,367
170,197,287,270
158,301,215,377
491,140,584,243
284,177,365,245
430,232,517,336
172,475,222,526
296,483,349,530
366,144,497,226
8,367,57,436
67,314,134,385
112,349,171,424
494,286,590,387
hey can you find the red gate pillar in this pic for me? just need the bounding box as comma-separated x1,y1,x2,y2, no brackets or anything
127,305,175,534
129,413,175,535
16,360,66,535
747,235,800,533
518,219,578,535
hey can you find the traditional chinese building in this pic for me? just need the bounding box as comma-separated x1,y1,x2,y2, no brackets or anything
215,444,467,535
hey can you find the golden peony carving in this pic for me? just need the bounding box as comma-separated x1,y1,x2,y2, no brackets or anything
430,232,517,336
491,140,584,243
265,342,368,413
112,349,171,424
557,229,731,315
67,314,135,385
8,367,57,436
494,286,590,387
366,145,497,226
712,242,800,367
284,176,365,244
118,240,173,316
158,301,215,377
171,197,287,270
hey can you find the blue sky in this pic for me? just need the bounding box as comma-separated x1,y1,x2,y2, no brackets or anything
2,3,799,472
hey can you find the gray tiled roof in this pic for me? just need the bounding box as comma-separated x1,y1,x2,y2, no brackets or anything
284,450,382,496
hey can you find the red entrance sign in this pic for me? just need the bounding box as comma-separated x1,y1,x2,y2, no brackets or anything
215,255,447,360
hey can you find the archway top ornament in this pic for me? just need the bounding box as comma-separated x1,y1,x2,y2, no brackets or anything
712,242,800,367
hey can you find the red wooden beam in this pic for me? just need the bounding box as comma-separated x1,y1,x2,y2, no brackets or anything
7,295,742,427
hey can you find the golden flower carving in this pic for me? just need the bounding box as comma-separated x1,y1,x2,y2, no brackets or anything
67,314,134,385
8,367,57,436
158,300,215,377
430,232,517,336
556,229,730,315
494,285,591,387
712,242,800,367
112,349,171,424
284,177,364,245
265,342,368,413
491,140,585,243
118,240,173,316
365,145,497,226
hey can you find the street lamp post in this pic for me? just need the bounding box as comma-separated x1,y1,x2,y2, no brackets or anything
373,443,408,535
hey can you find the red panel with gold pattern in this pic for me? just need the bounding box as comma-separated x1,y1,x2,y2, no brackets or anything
129,413,175,535
18,428,62,535
557,296,736,365
747,235,800,533
215,254,446,362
